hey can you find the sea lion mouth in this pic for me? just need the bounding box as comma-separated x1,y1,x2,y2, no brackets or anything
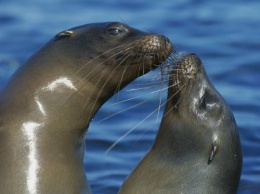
165,53,201,107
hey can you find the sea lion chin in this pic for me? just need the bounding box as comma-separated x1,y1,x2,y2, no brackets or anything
0,22,173,194
119,53,242,194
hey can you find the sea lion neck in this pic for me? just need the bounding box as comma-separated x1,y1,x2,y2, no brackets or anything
156,55,213,153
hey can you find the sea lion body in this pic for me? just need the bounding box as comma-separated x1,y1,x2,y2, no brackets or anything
0,22,172,194
119,54,242,194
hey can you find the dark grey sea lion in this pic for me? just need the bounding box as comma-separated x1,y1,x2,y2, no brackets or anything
0,22,173,194
119,54,242,194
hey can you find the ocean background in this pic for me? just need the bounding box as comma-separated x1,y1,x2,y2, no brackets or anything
0,0,259,193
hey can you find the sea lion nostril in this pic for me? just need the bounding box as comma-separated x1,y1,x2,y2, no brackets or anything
164,36,170,44
163,36,173,52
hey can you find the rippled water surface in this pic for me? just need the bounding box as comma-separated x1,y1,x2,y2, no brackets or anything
0,0,259,193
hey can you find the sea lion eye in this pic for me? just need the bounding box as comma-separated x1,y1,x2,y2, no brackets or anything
107,26,125,36
199,91,207,110
201,96,207,109
199,90,218,110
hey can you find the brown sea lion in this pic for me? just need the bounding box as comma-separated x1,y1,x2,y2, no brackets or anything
119,53,242,194
0,22,172,194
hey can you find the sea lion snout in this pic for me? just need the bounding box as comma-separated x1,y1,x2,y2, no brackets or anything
131,34,173,59
173,53,201,79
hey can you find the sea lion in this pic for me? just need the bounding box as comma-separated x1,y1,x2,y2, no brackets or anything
0,22,173,194
119,54,242,194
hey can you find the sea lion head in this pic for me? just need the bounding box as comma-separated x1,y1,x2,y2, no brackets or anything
11,22,173,123
53,22,173,86
161,53,243,191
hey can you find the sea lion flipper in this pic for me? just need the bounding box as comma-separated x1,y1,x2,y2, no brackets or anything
208,140,218,164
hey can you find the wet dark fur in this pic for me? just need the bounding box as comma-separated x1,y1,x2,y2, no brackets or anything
119,53,242,194
0,22,172,194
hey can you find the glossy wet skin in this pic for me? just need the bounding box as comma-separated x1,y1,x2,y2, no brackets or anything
0,22,172,194
119,54,242,194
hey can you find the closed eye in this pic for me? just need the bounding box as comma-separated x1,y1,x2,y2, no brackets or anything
106,24,127,37
107,27,124,35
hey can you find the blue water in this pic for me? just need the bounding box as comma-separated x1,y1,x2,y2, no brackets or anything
0,0,259,193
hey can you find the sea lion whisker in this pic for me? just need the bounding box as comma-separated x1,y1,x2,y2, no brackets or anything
125,78,167,89
71,41,137,80
105,84,172,153
51,40,142,118
158,51,190,74
59,47,136,110
112,43,166,96
85,52,134,122
78,49,129,83
54,46,139,123
168,51,190,62
100,65,170,124
97,100,148,123
113,54,137,95
108,84,168,106
63,62,125,135
154,79,168,131
69,50,135,133
80,52,136,127
105,97,166,153
127,80,168,94
163,83,186,115
72,41,138,87
109,70,169,106
124,74,168,92
111,51,146,99
112,44,168,96
63,38,152,133
125,84,165,91
58,51,125,110
98,83,169,123
103,69,169,149
170,68,184,72
112,84,166,148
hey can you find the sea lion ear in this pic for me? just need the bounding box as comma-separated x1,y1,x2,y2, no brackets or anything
55,30,74,39
208,139,219,164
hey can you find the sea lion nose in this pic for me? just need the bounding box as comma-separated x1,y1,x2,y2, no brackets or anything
163,36,173,52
